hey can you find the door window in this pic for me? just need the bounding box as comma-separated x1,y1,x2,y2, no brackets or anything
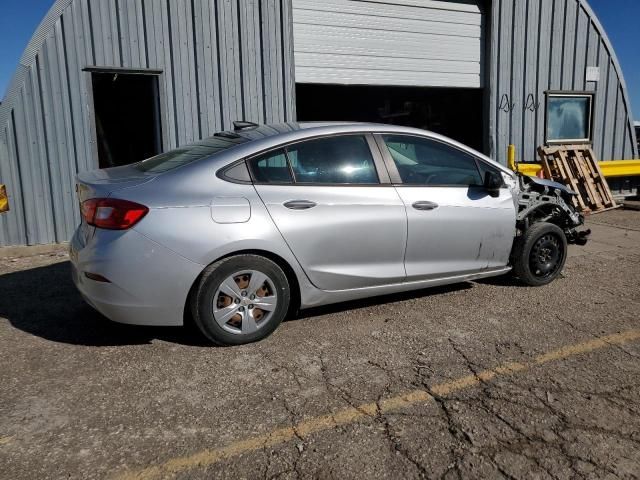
383,135,482,186
287,136,379,184
249,149,293,184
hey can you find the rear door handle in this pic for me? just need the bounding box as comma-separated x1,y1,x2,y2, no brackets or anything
412,201,439,211
283,200,317,210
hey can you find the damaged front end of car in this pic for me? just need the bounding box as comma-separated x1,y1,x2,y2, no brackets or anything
515,174,591,246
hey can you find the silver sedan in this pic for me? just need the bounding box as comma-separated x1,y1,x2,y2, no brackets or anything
70,122,588,345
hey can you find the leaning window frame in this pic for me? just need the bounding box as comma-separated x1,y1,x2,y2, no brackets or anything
544,91,595,145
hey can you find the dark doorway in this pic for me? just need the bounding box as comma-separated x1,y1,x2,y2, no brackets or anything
296,84,484,153
91,71,162,168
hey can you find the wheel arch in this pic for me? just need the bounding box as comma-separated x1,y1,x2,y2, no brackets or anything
519,203,560,224
517,198,581,230
183,249,302,326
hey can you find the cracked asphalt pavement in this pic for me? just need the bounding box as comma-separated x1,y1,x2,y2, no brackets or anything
1,209,640,479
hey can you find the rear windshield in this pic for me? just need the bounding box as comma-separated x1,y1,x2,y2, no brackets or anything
134,135,249,173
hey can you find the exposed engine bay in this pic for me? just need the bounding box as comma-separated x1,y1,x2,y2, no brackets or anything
515,174,591,246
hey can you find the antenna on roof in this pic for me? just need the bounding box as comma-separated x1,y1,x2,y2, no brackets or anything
233,120,259,131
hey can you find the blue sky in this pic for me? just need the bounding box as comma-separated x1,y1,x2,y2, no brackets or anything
0,0,638,120
589,0,640,120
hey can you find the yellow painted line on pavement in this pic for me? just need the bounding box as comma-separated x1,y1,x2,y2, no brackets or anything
535,336,611,364
116,329,640,480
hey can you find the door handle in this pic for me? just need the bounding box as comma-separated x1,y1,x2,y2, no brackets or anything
412,201,439,211
283,200,317,210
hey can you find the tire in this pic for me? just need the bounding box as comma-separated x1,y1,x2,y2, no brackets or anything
511,222,568,286
191,254,290,346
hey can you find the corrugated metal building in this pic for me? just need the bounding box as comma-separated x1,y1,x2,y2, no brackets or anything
0,0,637,246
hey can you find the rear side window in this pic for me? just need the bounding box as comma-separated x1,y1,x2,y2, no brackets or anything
249,149,293,184
383,135,482,186
287,136,379,184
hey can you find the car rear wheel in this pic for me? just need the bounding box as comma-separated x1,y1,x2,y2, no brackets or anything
511,222,568,286
191,255,290,345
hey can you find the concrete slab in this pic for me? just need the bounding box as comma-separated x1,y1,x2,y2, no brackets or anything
1,210,639,479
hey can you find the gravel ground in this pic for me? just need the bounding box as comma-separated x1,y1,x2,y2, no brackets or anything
1,210,639,480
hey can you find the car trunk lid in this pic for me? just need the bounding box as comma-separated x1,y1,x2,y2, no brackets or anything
76,164,157,202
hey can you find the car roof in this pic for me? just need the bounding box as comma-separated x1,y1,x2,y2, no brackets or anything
211,121,466,151
184,121,512,176
213,121,435,140
186,122,377,151
225,121,386,140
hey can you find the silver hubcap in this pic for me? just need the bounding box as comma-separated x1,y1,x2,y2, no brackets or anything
213,270,278,335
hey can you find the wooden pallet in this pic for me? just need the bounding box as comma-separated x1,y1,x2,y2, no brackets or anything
537,145,617,214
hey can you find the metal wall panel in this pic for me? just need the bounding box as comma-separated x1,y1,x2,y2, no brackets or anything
1,0,637,247
489,0,638,165
0,0,296,246
292,0,484,88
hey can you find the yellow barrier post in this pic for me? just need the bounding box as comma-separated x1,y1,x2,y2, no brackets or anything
507,145,517,172
516,160,640,178
518,163,542,177
0,184,9,213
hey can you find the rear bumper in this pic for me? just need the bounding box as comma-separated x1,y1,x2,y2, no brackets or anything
70,227,204,326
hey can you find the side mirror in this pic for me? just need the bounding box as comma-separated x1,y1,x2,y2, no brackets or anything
484,171,503,197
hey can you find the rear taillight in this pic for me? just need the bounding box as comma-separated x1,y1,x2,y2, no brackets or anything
81,198,149,230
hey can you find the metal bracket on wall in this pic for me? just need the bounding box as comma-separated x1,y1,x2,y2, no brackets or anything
524,94,540,112
499,94,516,113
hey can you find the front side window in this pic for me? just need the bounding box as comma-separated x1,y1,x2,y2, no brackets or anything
546,93,593,143
286,135,379,184
383,135,482,186
249,149,293,184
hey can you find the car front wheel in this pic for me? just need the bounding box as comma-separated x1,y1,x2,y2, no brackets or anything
191,254,290,345
511,222,568,286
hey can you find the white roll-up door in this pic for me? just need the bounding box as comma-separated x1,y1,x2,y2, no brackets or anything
292,0,485,88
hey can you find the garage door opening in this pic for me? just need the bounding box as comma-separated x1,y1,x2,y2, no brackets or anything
91,71,162,169
296,84,484,153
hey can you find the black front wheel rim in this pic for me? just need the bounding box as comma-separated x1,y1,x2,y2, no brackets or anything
529,233,563,279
